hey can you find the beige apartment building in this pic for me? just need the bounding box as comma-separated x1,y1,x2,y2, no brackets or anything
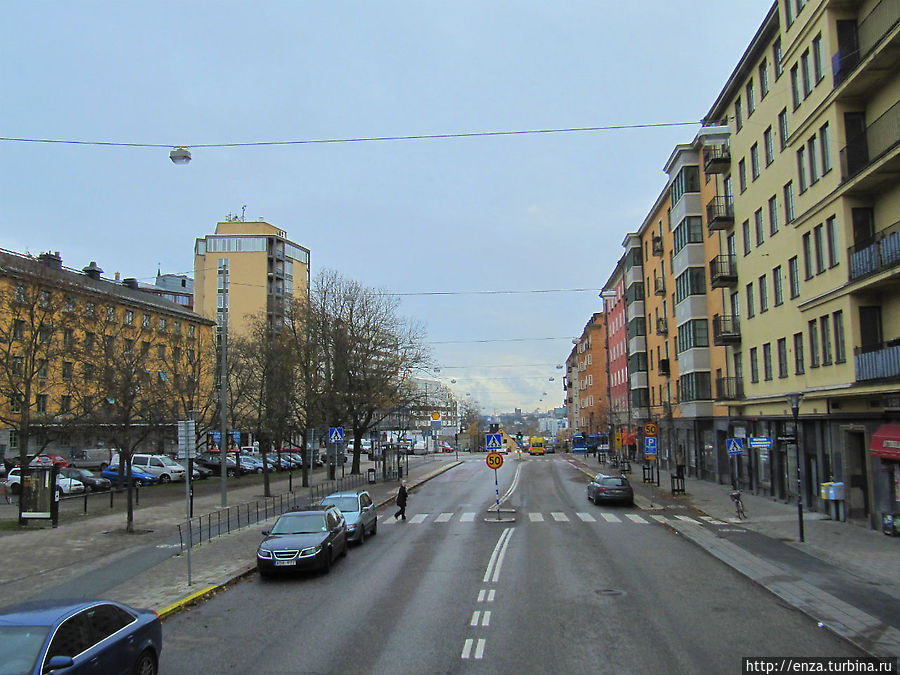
194,221,310,336
703,0,899,528
565,313,609,442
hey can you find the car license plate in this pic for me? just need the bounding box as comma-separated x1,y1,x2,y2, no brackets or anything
274,560,296,566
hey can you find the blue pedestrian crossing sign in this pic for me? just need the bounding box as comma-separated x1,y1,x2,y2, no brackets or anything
727,437,744,455
329,427,345,443
644,437,657,457
485,434,503,451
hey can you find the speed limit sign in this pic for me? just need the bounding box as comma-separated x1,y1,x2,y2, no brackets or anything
486,452,504,469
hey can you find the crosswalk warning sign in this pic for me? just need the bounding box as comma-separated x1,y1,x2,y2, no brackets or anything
329,427,344,443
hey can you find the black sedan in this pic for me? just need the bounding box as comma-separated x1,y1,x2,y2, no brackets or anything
256,506,348,577
0,598,162,674
59,466,112,492
587,473,635,506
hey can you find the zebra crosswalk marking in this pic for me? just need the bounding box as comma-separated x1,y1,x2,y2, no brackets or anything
700,516,726,525
651,515,669,523
576,512,596,522
460,512,475,522
599,513,622,523
674,515,700,524
409,513,428,524
528,512,544,522
625,514,648,524
551,512,569,522
435,512,453,522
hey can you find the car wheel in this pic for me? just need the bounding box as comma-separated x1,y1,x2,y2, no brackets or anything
133,648,157,675
159,474,171,484
256,467,263,474
11,483,21,495
227,469,236,478
56,487,63,500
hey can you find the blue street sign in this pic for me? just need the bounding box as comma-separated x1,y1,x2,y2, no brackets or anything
644,437,657,452
329,427,344,443
727,437,744,455
486,434,503,451
749,436,773,449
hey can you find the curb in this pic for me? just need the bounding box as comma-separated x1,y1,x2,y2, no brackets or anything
157,584,221,621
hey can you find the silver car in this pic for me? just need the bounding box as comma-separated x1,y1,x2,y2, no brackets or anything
321,490,378,544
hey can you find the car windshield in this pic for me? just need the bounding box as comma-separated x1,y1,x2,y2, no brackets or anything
325,497,359,513
0,625,51,675
271,513,327,534
598,477,628,487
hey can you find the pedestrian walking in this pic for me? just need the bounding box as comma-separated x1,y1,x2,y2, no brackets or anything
1,479,10,504
394,480,408,520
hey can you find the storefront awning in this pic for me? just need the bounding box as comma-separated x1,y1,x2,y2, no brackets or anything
869,424,900,460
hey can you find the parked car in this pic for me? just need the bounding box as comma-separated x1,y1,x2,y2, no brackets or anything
0,598,162,675
4,467,85,498
28,454,69,468
238,454,264,474
173,458,213,480
196,452,240,477
321,490,377,545
440,442,453,453
110,453,186,483
256,505,348,577
67,447,115,471
59,467,111,492
587,473,634,506
318,449,348,466
100,465,159,487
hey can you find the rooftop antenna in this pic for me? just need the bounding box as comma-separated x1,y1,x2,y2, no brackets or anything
240,205,246,221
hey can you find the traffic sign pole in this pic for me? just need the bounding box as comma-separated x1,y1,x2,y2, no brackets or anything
494,469,500,521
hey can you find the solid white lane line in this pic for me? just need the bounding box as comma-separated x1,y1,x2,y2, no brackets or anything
599,513,622,523
487,589,495,602
491,528,515,583
409,513,428,524
460,512,475,522
474,639,486,659
651,515,669,523
675,515,699,523
576,512,596,522
477,590,486,602
470,611,481,626
626,514,648,523
496,463,523,506
435,512,453,522
482,611,492,626
528,512,544,522
483,528,513,582
461,639,473,659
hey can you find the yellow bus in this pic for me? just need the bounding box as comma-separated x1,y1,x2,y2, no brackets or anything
529,437,545,455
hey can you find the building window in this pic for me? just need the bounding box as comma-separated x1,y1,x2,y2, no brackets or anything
797,146,808,193
820,316,833,365
820,122,832,174
750,347,759,383
669,165,700,205
675,268,706,303
746,282,755,318
759,274,769,313
784,0,795,26
778,109,789,151
784,182,795,223
812,32,824,83
62,361,73,381
803,232,814,279
755,208,765,246
36,394,48,414
794,332,805,374
143,314,151,328
750,143,760,180
158,317,167,332
764,127,775,166
833,311,846,363
773,266,784,306
809,319,820,367
735,97,743,132
788,257,800,298
678,372,712,402
63,328,74,348
746,80,756,116
11,356,23,377
125,310,134,326
759,59,769,98
808,135,819,184
672,216,703,254
106,306,116,322
742,220,751,256
64,296,76,312
800,49,812,98
825,216,839,267
790,64,801,109
677,319,709,352
774,37,784,78
768,195,779,235
763,343,773,381
777,338,788,378
188,324,195,338
813,224,826,274
738,159,747,193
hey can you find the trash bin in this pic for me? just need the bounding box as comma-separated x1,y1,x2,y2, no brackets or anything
367,468,376,484
398,466,403,479
882,512,900,536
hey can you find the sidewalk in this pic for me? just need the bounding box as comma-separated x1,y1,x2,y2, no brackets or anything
0,455,461,617
567,453,900,657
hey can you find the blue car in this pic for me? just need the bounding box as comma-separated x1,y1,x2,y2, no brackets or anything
0,599,162,674
100,465,159,486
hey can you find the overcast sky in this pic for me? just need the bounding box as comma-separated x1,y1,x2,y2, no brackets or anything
2,1,772,415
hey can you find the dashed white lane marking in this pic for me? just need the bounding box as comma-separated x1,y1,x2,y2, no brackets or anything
599,513,622,523
675,515,700,524
487,589,495,602
576,512,596,522
409,513,428,524
461,639,474,659
481,611,491,626
651,515,669,523
529,512,544,522
700,516,727,525
551,512,569,522
625,514,648,524
435,512,453,522
460,512,475,522
470,611,481,626
474,639,486,659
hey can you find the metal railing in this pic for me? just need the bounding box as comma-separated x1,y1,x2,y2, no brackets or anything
715,377,744,401
833,0,900,87
703,144,731,173
712,315,741,344
855,341,900,382
709,254,738,286
706,196,734,230
848,219,900,281
840,99,900,182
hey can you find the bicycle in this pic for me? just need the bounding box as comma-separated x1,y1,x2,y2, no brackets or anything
730,490,747,520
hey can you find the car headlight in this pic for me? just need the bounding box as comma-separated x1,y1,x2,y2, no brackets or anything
300,545,322,557
347,524,357,531
257,548,273,559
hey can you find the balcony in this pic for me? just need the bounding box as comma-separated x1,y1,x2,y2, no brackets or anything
715,377,744,401
706,196,734,231
656,317,668,336
703,144,731,174
654,276,666,296
849,219,900,282
856,341,900,382
840,100,900,183
712,315,741,345
832,0,900,89
652,236,664,257
709,254,738,288
658,358,670,377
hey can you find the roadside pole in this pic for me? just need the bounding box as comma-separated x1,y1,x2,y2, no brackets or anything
177,419,196,586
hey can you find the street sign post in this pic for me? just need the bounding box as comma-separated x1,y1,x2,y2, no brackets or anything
726,438,745,455
486,434,503,452
644,436,657,459
486,452,504,521
749,436,773,449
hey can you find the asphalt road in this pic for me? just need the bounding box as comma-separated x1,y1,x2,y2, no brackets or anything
159,455,863,673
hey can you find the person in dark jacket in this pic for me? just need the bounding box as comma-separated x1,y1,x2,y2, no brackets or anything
394,480,408,520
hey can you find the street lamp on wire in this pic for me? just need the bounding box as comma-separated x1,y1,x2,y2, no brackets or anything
786,391,804,542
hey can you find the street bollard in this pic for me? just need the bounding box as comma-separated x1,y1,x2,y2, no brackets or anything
110,490,114,509
84,493,88,514
135,485,139,505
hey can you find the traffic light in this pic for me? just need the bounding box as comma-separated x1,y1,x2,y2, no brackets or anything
489,423,499,434
516,432,523,441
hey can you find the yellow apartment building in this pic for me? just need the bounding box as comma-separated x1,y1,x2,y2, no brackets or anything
570,313,609,439
194,221,311,337
703,0,899,528
0,249,215,462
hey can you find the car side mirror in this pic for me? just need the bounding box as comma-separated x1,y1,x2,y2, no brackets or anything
261,530,270,536
44,655,75,672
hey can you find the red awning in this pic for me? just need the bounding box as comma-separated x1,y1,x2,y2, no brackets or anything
869,424,900,461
